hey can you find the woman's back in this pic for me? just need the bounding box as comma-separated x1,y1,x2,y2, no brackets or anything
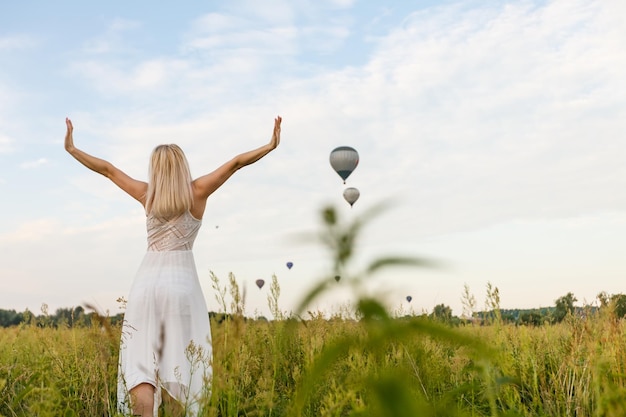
146,211,202,252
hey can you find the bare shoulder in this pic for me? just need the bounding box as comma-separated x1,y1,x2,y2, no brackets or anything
190,184,208,220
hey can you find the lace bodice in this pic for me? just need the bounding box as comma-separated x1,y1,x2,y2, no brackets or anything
146,211,202,251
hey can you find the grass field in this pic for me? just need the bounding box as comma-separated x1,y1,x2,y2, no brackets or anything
1,304,626,416
2,206,625,416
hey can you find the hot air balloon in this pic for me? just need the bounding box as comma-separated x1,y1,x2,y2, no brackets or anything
286,261,293,270
330,146,359,184
406,295,412,303
256,279,265,289
343,187,360,207
334,275,341,282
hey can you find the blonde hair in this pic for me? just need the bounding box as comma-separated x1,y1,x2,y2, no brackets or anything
145,144,193,220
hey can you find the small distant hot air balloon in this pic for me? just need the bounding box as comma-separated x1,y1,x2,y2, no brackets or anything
256,279,265,289
286,261,293,270
330,146,359,184
334,275,341,282
343,187,360,207
406,295,412,303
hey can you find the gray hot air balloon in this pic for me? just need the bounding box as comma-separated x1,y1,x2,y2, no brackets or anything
256,279,265,289
343,187,360,207
330,146,359,183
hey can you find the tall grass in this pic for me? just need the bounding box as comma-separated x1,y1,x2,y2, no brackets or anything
2,307,626,416
2,205,626,416
0,314,119,416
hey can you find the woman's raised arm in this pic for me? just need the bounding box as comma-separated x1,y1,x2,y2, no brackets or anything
65,118,147,205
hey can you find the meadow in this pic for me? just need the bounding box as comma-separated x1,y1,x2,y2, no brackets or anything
2,300,626,417
2,205,626,416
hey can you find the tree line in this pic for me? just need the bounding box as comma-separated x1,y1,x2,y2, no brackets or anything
465,290,626,326
1,291,625,328
0,305,125,328
0,305,251,328
428,289,626,326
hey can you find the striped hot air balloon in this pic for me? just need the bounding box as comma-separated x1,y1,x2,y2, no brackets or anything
329,146,359,184
343,187,360,207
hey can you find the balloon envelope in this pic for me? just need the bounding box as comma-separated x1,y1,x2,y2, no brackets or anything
256,279,265,289
330,146,359,183
343,187,360,207
406,295,412,303
334,275,341,282
286,261,293,270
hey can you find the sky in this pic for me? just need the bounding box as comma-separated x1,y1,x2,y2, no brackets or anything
1,0,625,319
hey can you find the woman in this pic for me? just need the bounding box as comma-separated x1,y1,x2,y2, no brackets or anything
64,115,281,416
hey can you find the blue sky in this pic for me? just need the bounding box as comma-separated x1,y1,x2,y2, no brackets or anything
1,0,625,318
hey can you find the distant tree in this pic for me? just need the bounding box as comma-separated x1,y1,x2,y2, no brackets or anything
54,306,88,327
598,292,626,319
519,311,544,326
109,313,125,326
55,307,73,327
554,292,577,323
0,309,24,327
500,311,518,324
613,294,626,318
431,303,453,323
22,308,34,326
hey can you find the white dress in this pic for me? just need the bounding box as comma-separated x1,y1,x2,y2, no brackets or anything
117,211,212,416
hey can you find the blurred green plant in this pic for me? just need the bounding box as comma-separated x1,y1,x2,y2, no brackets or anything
286,204,518,417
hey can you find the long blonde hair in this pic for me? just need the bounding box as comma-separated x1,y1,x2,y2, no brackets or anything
145,144,193,220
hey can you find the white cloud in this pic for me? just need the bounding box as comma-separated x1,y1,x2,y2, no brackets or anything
109,17,142,32
188,12,245,35
20,157,48,169
70,58,190,95
327,0,356,9
69,2,359,99
0,34,37,50
298,24,351,54
0,218,61,243
81,18,142,54
183,11,297,57
221,0,296,25
0,133,13,154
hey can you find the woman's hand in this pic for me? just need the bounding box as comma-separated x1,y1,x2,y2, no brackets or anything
270,115,281,149
64,117,75,153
